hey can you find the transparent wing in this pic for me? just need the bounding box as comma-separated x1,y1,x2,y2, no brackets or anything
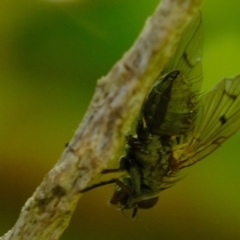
164,11,203,96
178,75,240,168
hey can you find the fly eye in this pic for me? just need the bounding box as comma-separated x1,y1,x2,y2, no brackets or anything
109,189,128,206
138,196,159,209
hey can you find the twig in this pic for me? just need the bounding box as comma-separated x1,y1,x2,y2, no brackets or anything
0,0,202,239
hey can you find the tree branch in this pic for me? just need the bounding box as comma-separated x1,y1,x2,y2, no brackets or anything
0,0,203,239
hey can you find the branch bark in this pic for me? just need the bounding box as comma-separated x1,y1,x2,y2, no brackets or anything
1,0,203,239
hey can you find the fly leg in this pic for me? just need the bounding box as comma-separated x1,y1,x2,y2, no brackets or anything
80,155,131,193
80,168,123,193
101,168,121,174
80,172,137,194
80,178,118,193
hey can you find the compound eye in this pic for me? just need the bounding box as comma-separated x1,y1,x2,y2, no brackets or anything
110,189,128,206
138,196,159,209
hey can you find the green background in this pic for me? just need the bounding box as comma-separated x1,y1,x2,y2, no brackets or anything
1,0,240,239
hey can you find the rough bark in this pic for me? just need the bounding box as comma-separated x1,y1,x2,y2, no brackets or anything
0,0,203,239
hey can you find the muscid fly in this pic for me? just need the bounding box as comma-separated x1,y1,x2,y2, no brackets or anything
81,12,240,218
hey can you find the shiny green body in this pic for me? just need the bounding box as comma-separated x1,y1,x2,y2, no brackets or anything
109,13,203,217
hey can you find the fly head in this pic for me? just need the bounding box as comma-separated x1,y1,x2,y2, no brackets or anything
109,177,159,218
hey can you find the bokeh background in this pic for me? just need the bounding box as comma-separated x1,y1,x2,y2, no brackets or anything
1,0,240,239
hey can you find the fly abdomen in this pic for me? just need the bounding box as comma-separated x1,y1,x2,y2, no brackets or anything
143,70,197,136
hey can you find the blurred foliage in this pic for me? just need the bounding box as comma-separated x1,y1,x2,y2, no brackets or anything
1,0,240,239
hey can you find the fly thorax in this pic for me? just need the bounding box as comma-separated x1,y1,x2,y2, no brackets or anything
125,134,166,165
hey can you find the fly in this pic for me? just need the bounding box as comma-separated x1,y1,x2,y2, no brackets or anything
81,12,240,218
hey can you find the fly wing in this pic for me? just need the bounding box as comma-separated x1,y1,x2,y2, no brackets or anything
178,75,240,168
164,11,203,96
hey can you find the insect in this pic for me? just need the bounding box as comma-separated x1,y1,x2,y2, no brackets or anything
81,12,240,218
